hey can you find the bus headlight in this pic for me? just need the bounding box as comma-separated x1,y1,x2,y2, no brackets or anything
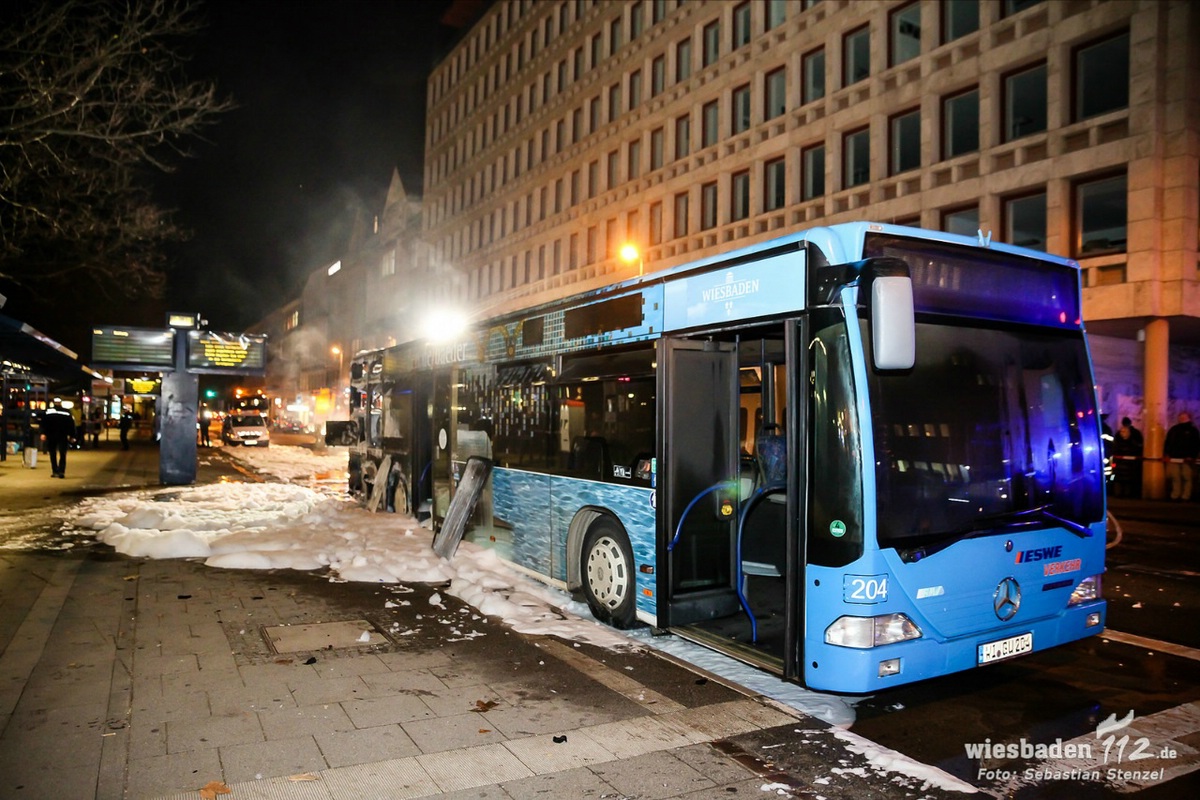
825,613,922,648
1068,575,1102,606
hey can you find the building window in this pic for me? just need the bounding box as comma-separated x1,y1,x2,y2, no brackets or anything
650,200,663,245
676,37,692,82
843,128,870,188
590,32,602,69
942,87,979,159
589,95,601,133
628,139,642,180
1004,191,1047,251
609,16,622,55
766,0,787,30
701,182,718,230
733,2,751,48
1003,62,1047,142
588,159,599,198
1075,173,1127,256
651,54,665,96
572,107,582,144
574,46,584,81
765,67,787,120
607,150,619,188
1075,31,1130,122
631,1,644,39
802,143,826,200
652,0,666,25
943,0,979,42
1003,0,1045,17
703,20,720,67
731,170,750,221
732,83,751,134
843,26,870,86
764,157,786,211
675,114,690,160
889,3,921,67
380,248,396,277
943,205,979,237
890,109,920,175
651,126,664,170
608,83,621,123
570,169,580,205
802,48,825,105
629,69,643,109
701,100,719,148
674,191,689,238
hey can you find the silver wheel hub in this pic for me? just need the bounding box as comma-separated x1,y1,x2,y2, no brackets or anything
585,535,629,610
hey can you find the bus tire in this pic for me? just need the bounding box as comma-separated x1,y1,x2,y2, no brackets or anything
581,518,636,629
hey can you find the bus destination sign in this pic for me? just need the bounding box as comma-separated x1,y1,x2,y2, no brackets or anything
187,331,267,374
91,327,177,370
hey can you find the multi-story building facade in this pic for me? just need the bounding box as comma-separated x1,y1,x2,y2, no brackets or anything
418,0,1199,497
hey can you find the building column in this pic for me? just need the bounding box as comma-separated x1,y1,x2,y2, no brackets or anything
1141,318,1170,499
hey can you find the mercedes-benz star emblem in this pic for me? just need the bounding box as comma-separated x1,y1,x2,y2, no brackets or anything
993,577,1021,621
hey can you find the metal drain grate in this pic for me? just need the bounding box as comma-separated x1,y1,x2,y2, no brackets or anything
261,619,389,654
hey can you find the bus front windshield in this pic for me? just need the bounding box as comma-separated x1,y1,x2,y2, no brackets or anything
868,321,1105,553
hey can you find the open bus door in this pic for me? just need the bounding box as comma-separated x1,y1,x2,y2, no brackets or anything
660,324,806,681
659,338,741,626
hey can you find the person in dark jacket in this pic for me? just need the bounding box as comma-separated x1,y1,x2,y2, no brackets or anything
119,409,133,450
41,398,75,478
1164,411,1200,501
1112,416,1144,497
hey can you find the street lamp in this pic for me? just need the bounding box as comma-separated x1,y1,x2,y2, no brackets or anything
619,243,644,277
330,345,343,411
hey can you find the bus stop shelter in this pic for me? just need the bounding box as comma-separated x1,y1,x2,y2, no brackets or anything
0,311,96,461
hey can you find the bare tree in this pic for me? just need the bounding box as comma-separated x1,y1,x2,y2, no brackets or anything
0,0,233,298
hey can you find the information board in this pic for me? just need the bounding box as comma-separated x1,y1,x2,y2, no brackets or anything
91,327,177,370
187,331,267,374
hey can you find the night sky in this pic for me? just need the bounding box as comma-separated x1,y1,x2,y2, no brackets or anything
155,0,461,335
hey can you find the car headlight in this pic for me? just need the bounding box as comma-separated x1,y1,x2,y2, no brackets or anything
1068,575,1101,606
825,613,922,648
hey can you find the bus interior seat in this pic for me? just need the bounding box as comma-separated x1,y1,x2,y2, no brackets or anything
755,423,786,488
569,435,610,480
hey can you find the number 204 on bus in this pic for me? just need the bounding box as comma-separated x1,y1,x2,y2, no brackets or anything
328,221,1107,693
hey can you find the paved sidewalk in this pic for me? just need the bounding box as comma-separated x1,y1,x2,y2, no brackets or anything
0,442,964,799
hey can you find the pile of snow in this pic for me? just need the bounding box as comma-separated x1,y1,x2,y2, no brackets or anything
210,442,348,484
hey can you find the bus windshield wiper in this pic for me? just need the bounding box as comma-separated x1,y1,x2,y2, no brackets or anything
899,503,1093,563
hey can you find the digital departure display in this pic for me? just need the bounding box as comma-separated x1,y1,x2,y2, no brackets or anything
187,331,267,373
91,327,176,369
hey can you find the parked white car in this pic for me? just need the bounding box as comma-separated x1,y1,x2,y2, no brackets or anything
222,414,270,447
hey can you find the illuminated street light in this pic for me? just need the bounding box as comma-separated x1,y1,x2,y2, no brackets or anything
620,243,644,277
423,308,468,342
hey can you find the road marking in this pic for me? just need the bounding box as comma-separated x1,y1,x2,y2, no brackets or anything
1101,629,1200,662
536,638,686,713
1110,562,1200,579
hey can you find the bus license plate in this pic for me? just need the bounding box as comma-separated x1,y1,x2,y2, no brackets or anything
977,632,1033,665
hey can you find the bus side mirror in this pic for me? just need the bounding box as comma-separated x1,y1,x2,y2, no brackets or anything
863,258,915,370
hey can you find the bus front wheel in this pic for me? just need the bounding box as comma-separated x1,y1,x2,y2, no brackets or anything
581,519,636,629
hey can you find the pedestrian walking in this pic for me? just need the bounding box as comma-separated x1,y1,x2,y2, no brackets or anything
41,398,75,478
1164,411,1200,501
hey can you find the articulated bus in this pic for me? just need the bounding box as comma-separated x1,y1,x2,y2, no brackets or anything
334,222,1107,693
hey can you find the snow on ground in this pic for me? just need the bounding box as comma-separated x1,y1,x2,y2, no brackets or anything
61,444,977,792
69,445,864,720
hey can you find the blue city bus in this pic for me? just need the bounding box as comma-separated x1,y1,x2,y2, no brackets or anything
337,222,1107,693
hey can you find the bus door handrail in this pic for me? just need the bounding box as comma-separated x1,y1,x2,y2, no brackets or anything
735,481,785,643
